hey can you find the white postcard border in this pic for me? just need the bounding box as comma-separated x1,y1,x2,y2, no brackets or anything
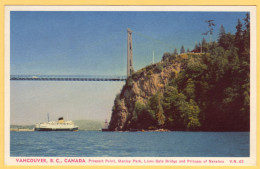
4,5,257,166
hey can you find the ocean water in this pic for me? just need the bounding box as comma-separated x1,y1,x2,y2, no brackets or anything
10,131,249,157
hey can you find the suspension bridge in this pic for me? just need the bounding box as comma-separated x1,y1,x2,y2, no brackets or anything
10,29,174,82
10,75,127,81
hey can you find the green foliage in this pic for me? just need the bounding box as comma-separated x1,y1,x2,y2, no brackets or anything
201,37,208,53
218,25,236,50
185,99,201,130
161,85,201,130
149,92,165,127
219,33,235,50
162,86,179,129
154,62,164,73
162,52,171,61
132,70,143,81
126,77,134,88
144,64,155,72
235,19,244,51
184,79,195,100
120,77,134,100
218,24,226,39
131,101,156,130
243,13,250,51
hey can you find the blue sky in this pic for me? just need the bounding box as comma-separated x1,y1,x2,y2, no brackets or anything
11,11,247,75
10,11,247,125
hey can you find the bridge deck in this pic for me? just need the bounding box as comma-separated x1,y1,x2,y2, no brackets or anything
10,75,127,82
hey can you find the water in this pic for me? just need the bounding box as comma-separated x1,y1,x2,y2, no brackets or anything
10,131,249,157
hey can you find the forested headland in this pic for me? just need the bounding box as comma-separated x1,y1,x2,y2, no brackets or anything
108,13,250,131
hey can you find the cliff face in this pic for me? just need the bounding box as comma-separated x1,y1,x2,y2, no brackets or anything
108,54,182,131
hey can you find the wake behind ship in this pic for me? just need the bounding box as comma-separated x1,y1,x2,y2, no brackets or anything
35,117,79,131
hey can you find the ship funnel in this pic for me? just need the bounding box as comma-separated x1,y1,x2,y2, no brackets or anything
58,117,64,123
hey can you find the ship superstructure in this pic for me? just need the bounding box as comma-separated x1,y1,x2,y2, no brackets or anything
35,117,79,131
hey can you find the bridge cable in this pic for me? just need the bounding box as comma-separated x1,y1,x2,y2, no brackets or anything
133,30,175,50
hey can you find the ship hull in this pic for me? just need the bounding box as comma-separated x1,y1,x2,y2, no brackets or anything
35,127,78,131
101,128,110,132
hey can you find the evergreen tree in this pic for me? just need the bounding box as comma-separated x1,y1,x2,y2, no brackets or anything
202,37,207,52
243,13,250,51
180,45,185,54
217,24,233,50
219,33,235,50
238,13,250,130
202,37,207,45
162,52,171,61
173,48,178,55
198,42,202,52
203,20,215,42
243,13,250,31
218,24,226,40
194,43,198,51
235,19,244,53
218,24,226,48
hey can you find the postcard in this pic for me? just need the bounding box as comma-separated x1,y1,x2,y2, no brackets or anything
1,4,258,169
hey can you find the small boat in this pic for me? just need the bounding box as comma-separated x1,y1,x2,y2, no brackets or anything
35,117,79,131
101,119,110,131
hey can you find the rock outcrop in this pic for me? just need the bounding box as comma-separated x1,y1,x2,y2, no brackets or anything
109,54,181,131
108,51,250,132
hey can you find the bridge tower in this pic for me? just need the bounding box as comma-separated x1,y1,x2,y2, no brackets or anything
127,28,134,77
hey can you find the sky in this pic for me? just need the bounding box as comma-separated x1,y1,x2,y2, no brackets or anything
10,10,247,125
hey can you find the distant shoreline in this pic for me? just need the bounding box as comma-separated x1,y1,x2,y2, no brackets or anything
10,119,104,131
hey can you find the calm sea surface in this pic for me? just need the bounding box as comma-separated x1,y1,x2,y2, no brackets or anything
10,131,249,157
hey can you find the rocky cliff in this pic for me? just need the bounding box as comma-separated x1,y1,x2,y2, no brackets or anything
109,50,249,131
108,53,183,131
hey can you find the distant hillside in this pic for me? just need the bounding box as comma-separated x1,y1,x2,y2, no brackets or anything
11,125,35,129
11,120,103,131
74,120,103,131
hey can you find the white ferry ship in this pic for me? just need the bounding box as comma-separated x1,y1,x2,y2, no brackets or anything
35,117,79,131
